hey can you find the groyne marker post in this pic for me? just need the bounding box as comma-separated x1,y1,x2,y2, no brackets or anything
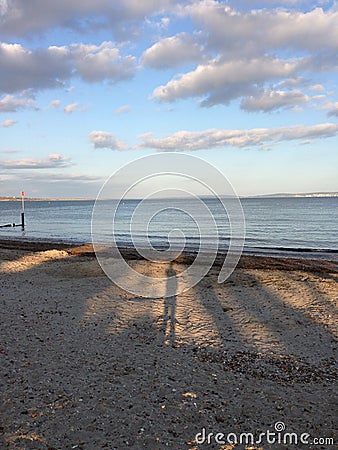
21,191,25,229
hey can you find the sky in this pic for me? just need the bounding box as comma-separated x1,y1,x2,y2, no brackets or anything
0,0,337,198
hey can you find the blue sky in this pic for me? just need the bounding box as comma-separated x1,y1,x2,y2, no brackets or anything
0,0,337,197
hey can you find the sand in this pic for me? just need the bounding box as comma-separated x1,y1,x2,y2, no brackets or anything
0,242,337,449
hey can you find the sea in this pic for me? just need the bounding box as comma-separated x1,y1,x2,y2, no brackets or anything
0,197,337,260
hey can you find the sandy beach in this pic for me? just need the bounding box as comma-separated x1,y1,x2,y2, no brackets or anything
0,241,337,449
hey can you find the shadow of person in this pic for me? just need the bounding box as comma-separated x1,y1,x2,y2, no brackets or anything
162,265,178,346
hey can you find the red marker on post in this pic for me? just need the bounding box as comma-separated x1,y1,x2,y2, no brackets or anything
20,191,25,229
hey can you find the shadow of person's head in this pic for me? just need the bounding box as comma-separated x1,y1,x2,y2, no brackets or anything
166,267,176,278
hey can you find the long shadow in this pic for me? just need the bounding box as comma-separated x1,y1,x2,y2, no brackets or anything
299,274,338,317
192,270,337,363
234,271,337,361
192,273,249,352
162,265,177,346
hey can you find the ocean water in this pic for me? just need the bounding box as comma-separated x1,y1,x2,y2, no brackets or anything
0,197,337,259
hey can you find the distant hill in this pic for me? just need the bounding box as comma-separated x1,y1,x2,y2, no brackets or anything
244,192,338,198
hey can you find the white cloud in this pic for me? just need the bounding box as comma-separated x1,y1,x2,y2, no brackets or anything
73,42,135,83
230,0,331,8
0,119,16,127
64,102,86,114
0,43,70,93
48,99,61,109
0,0,107,37
308,84,325,92
161,17,170,28
139,123,338,151
184,3,338,56
1,2,336,116
0,0,174,38
0,42,136,94
0,153,72,169
153,56,298,106
277,78,306,88
64,102,78,114
115,104,130,115
241,89,311,112
146,3,338,108
88,130,126,150
0,93,36,111
141,33,205,69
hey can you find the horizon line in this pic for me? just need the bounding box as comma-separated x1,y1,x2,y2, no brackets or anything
1,191,338,201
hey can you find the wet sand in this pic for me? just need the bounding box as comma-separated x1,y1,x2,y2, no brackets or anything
0,241,337,449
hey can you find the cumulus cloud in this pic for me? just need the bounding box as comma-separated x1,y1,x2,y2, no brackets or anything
229,0,331,8
0,119,17,127
73,42,135,83
146,3,337,108
0,43,70,93
141,33,205,69
0,0,106,37
0,93,36,111
88,131,126,150
0,0,174,38
241,89,311,112
0,153,72,169
184,3,338,56
1,1,336,115
0,42,136,94
153,56,298,106
139,123,338,151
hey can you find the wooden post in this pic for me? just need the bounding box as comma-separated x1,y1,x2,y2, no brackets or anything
20,191,25,229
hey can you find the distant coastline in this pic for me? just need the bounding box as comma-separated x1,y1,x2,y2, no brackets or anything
0,192,338,201
243,192,338,198
0,197,95,202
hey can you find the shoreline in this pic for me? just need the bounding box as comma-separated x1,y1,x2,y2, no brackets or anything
0,237,337,274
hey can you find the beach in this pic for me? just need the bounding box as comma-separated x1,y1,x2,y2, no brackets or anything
0,241,337,449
